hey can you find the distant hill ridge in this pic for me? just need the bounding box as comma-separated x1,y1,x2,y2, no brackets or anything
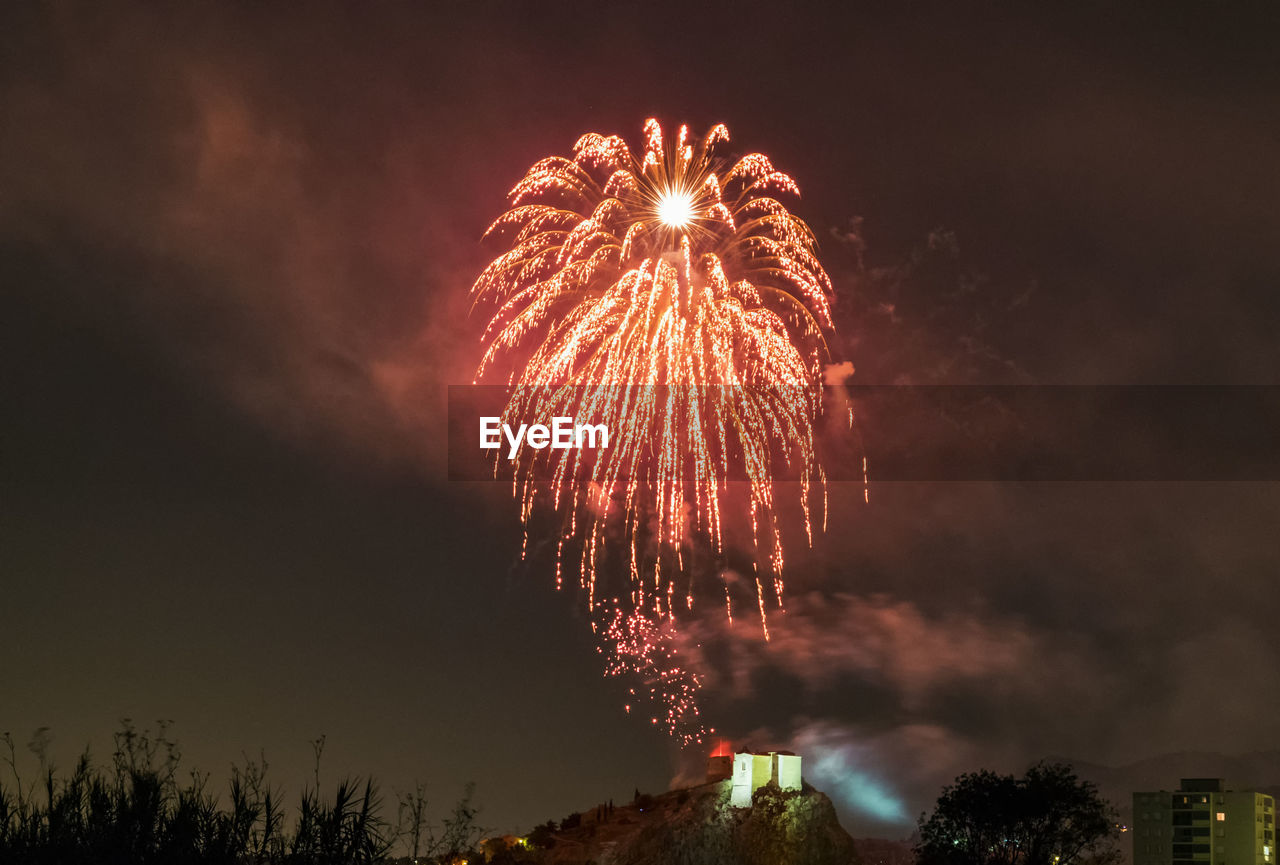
1059,751,1280,815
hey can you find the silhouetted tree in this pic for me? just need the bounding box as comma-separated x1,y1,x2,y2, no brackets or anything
396,781,429,862
916,762,1118,865
528,819,557,849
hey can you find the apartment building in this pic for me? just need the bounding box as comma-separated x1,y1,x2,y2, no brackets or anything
1133,779,1275,865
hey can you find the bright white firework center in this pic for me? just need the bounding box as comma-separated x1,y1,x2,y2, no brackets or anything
656,188,696,228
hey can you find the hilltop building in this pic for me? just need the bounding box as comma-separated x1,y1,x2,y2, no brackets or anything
729,749,802,807
705,742,803,807
1133,779,1275,865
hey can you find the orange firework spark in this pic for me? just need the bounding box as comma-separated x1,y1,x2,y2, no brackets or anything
471,119,834,743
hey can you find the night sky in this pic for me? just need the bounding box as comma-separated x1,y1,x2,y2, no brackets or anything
4,1,1280,839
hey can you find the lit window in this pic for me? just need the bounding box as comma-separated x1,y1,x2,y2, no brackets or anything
1218,813,1227,821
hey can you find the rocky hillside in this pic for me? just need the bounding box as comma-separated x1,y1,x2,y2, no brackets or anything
520,780,858,865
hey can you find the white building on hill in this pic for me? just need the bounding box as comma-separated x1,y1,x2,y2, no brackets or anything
729,749,802,808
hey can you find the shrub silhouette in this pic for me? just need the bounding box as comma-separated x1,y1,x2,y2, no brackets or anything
0,720,479,864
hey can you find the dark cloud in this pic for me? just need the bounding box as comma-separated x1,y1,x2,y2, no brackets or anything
1,4,492,479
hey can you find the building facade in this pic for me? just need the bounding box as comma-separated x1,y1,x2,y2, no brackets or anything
1133,779,1275,865
729,750,802,808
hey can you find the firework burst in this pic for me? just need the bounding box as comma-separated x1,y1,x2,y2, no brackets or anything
471,119,835,743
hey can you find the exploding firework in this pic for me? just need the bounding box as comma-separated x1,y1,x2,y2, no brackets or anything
471,119,835,743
